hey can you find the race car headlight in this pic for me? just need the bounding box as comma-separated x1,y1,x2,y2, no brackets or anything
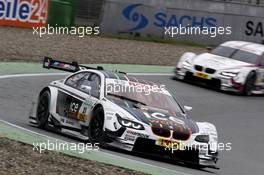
116,114,144,130
220,71,238,77
195,135,209,143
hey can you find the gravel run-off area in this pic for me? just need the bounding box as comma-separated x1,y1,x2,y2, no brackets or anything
0,137,147,175
0,26,205,65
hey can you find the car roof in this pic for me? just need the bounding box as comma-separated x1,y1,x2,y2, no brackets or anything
100,70,128,79
221,41,264,55
101,70,160,86
80,69,160,86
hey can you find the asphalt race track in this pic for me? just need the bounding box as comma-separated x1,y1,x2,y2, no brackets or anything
0,74,264,175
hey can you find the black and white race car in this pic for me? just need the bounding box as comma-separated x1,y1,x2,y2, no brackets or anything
175,41,264,95
29,58,219,168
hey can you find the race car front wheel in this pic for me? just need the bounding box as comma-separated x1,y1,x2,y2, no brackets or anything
36,90,50,128
243,72,257,96
88,106,105,146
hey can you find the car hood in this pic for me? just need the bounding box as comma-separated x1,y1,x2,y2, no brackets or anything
193,53,252,71
122,105,199,134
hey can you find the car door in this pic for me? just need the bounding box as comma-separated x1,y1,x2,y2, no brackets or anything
74,72,101,122
56,72,101,126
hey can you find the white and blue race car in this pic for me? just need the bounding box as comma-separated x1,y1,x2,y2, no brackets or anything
175,41,264,95
29,58,219,168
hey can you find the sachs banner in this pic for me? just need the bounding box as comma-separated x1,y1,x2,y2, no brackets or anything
0,0,48,28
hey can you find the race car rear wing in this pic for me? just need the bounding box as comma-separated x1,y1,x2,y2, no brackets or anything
43,57,104,72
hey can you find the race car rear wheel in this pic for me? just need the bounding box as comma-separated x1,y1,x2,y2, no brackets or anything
243,71,257,96
36,90,50,128
88,106,105,146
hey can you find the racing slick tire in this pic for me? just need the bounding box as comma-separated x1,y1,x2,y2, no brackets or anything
36,90,50,128
243,71,257,96
88,106,106,146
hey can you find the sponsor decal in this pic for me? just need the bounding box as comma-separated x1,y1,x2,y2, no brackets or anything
57,91,83,120
77,107,88,122
245,21,264,38
51,62,77,71
157,138,181,150
105,112,114,121
195,72,209,79
122,3,217,32
126,129,149,138
124,134,136,142
122,144,133,150
60,118,75,126
0,0,48,28
143,111,187,127
142,111,191,136
149,118,187,130
106,116,112,120
106,112,115,115
122,3,148,31
65,119,74,125
84,98,95,108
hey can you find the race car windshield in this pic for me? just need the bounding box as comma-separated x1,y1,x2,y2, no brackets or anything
211,46,237,58
211,46,259,64
231,50,259,64
106,83,184,116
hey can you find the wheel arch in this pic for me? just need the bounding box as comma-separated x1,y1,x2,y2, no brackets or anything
242,69,258,95
38,86,58,114
92,104,104,117
236,67,257,85
39,87,51,98
245,69,257,83
249,70,257,75
91,103,106,128
36,87,51,128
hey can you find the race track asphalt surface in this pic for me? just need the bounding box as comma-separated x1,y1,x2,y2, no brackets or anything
0,74,263,175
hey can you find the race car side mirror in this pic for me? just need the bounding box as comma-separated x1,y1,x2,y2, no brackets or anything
184,106,193,112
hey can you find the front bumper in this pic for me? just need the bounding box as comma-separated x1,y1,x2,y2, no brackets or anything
133,137,200,163
134,138,218,167
175,68,243,93
104,128,218,168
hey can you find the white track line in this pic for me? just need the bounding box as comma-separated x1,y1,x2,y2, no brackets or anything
0,73,68,79
131,73,174,76
0,72,173,79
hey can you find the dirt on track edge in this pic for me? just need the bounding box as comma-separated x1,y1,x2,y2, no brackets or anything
0,137,148,175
